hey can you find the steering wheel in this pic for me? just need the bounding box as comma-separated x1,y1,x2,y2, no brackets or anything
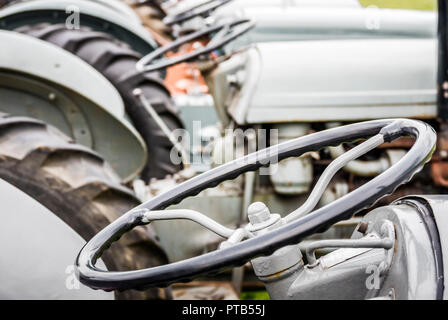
163,0,234,26
76,119,435,291
136,18,255,73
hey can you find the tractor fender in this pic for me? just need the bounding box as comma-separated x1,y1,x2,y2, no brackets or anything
395,195,448,300
0,30,147,181
0,0,157,54
0,178,113,299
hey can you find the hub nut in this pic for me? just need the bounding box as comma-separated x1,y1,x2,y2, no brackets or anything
248,202,271,225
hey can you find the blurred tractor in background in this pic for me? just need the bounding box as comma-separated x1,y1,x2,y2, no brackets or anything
126,0,445,290
0,0,183,299
0,28,172,299
0,0,184,181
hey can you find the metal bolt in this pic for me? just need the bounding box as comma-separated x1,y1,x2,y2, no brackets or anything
133,88,142,97
48,93,56,101
443,81,448,90
247,202,271,225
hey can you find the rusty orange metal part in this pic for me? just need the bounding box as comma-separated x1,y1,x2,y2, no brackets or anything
431,161,448,187
164,42,210,96
128,1,209,96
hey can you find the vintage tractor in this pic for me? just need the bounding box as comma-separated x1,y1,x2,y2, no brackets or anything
0,0,247,299
0,0,255,299
143,0,436,44
2,0,446,300
123,6,440,268
0,177,114,299
76,118,447,300
0,28,172,299
122,0,437,97
0,0,184,181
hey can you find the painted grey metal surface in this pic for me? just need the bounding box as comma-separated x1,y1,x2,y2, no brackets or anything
424,196,448,300
91,0,141,22
221,0,362,8
0,178,113,299
217,38,437,124
0,31,147,181
0,0,157,53
167,0,362,33
359,203,439,299
284,223,396,300
260,201,440,299
173,0,361,15
396,195,448,300
217,7,436,45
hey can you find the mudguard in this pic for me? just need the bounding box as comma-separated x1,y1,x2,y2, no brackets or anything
0,178,113,299
0,0,157,54
0,30,147,181
394,195,448,300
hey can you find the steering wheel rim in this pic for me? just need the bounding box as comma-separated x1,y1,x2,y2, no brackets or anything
163,0,234,26
136,18,255,73
76,119,436,291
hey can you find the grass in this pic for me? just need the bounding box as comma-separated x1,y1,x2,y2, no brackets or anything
240,290,271,300
359,0,436,10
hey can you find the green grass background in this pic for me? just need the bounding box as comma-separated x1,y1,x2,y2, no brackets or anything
360,0,436,10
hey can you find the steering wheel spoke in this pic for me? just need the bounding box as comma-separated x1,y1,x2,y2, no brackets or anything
284,133,385,223
141,208,236,238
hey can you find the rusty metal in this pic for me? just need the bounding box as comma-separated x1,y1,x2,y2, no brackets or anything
431,162,448,187
171,281,239,300
356,222,368,234
163,42,210,96
378,136,415,149
431,122,448,187
126,0,209,96
127,0,172,43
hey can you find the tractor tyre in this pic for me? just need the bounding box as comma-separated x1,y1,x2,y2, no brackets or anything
0,114,168,299
16,23,184,181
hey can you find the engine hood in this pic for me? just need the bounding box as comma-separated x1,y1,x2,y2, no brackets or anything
217,39,437,124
